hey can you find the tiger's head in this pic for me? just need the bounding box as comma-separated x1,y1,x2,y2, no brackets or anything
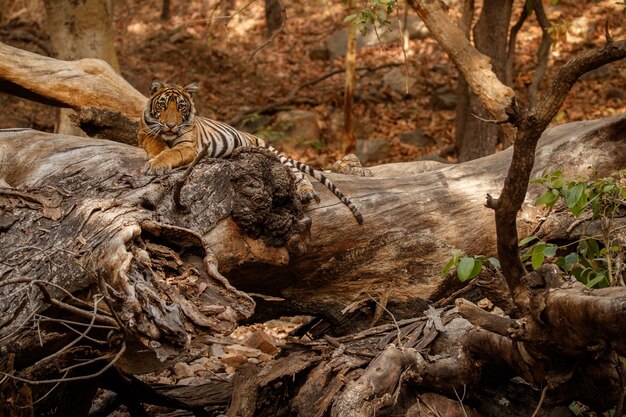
142,79,199,142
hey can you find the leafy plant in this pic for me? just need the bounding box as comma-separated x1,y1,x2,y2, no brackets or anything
440,250,500,282
441,169,625,287
344,0,398,35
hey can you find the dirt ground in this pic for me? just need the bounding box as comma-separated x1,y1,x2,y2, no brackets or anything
0,0,624,167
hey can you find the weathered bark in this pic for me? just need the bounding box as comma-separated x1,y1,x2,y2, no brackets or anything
1,113,624,335
0,42,144,120
406,0,515,121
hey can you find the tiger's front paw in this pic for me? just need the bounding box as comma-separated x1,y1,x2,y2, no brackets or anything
297,184,320,206
143,159,173,176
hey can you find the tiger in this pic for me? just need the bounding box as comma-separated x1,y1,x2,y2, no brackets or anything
138,79,363,224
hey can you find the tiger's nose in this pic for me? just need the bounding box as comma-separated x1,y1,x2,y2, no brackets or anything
165,122,177,129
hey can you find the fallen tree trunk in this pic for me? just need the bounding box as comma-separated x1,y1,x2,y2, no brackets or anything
2,44,623,327
1,114,623,332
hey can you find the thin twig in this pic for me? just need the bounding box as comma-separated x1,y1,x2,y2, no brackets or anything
471,112,510,124
366,292,402,346
246,0,286,63
0,341,126,385
530,384,550,417
453,385,469,417
605,21,614,43
173,142,212,211
28,294,103,368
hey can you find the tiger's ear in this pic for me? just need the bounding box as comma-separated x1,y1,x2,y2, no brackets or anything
184,82,199,96
150,79,165,96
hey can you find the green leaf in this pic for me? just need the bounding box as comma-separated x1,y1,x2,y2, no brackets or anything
564,252,579,271
568,402,582,416
441,257,457,277
519,236,538,247
566,184,584,208
586,273,607,288
531,244,546,270
344,14,358,22
488,257,501,268
544,244,558,257
458,257,482,282
535,190,559,207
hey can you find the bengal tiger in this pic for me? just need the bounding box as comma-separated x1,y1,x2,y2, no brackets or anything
138,79,363,224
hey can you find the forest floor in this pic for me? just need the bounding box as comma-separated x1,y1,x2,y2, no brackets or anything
0,0,624,167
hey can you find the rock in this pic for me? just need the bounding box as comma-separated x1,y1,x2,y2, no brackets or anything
399,131,436,147
172,362,194,379
273,110,321,149
244,330,279,355
177,376,214,386
190,356,210,367
221,353,248,368
211,343,225,357
224,343,264,358
356,139,389,164
326,14,429,57
430,87,457,111
258,353,273,362
382,67,418,96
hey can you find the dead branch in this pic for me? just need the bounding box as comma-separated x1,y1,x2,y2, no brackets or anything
492,38,626,294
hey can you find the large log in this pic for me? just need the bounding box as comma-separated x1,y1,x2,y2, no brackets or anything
1,113,624,333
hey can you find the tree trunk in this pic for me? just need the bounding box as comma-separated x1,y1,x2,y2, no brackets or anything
456,0,513,162
264,0,284,38
43,0,120,136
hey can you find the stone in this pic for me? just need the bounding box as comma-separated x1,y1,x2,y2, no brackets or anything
272,110,321,151
326,14,429,57
172,361,194,379
244,330,279,355
224,343,264,358
221,353,248,368
399,131,436,147
356,139,390,164
430,87,457,111
382,67,417,96
210,343,225,357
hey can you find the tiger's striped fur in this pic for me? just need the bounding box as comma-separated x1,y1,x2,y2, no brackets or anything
138,79,363,224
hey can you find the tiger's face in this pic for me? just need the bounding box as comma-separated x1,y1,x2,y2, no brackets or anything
143,79,199,142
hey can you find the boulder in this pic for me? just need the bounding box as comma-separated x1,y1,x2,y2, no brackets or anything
399,130,436,147
356,139,389,164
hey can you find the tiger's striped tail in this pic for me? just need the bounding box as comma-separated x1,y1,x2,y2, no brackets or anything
265,144,364,225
